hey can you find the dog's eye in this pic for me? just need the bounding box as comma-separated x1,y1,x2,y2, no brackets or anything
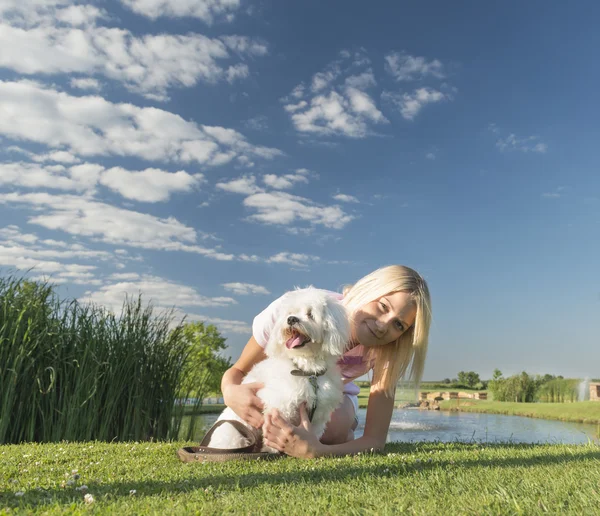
307,309,314,320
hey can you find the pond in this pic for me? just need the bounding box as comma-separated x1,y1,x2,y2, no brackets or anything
181,408,600,445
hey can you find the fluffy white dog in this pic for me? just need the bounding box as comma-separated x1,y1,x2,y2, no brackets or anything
207,287,350,453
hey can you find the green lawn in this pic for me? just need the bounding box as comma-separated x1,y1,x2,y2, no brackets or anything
2,440,600,514
438,400,600,425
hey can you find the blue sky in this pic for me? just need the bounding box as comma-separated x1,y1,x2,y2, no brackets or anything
1,0,599,381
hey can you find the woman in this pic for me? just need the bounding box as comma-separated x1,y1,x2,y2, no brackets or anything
220,265,432,458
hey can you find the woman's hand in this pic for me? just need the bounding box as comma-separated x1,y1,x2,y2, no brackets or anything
263,403,323,459
222,382,265,429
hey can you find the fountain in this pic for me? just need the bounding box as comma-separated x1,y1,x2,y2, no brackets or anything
578,377,590,401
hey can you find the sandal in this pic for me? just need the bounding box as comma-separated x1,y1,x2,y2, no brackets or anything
177,419,283,462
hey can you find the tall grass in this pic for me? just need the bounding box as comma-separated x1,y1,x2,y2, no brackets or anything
536,378,579,402
0,273,190,444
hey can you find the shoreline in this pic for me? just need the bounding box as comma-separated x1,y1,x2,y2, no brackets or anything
436,400,600,426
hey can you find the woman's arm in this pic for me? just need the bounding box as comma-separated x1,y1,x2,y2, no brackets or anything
221,336,268,428
264,385,395,458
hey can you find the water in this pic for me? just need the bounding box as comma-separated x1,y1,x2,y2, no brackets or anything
182,408,599,445
375,409,599,444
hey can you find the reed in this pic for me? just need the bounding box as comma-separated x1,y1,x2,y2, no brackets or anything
0,273,189,444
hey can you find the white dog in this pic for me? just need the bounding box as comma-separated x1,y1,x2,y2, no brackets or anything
207,287,350,453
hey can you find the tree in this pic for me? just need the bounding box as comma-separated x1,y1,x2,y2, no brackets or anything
488,371,537,402
457,371,481,388
177,321,232,404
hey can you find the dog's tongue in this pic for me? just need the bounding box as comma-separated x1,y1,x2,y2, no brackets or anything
286,334,305,349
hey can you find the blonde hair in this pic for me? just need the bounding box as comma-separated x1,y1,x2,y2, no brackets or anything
342,265,432,397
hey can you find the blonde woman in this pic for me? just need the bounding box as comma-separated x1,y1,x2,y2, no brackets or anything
220,265,432,458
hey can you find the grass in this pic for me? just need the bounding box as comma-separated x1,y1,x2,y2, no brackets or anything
2,440,600,514
438,400,600,425
0,273,191,444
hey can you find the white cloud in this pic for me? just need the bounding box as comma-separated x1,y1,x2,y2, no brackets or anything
221,282,270,295
243,191,354,230
0,162,101,192
425,152,436,160
384,51,445,82
0,0,103,28
80,275,238,315
332,193,359,203
283,50,388,138
70,77,102,91
109,272,141,280
0,3,266,100
266,252,320,269
216,175,263,195
262,169,310,190
217,171,351,231
495,133,548,153
287,90,387,138
0,80,281,166
118,0,241,24
184,313,251,334
226,63,249,83
32,150,82,164
98,168,205,202
542,186,565,199
382,87,449,120
311,64,341,93
344,71,377,90
0,224,113,277
220,35,268,56
0,161,205,202
0,192,237,260
244,115,268,131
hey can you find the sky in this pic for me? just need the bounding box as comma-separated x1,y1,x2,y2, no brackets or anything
0,0,599,381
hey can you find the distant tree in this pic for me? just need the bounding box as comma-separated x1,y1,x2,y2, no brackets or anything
177,321,231,404
492,369,503,382
443,378,451,384
488,371,537,402
457,371,481,388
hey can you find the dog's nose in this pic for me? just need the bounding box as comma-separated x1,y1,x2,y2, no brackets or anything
287,316,299,326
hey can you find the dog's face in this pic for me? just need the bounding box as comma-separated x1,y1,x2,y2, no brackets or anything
266,287,350,360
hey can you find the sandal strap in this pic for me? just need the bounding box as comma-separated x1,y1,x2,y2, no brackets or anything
194,419,262,454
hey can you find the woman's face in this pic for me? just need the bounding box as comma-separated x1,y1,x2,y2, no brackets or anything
352,291,417,348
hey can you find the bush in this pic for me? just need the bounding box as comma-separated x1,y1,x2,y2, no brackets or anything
536,378,579,402
0,273,190,444
488,371,537,402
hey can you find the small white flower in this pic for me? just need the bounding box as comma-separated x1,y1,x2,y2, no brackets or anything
130,489,136,495
84,493,94,504
76,485,88,492
72,469,78,474
15,491,25,497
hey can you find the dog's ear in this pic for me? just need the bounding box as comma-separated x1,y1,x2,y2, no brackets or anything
322,298,350,356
